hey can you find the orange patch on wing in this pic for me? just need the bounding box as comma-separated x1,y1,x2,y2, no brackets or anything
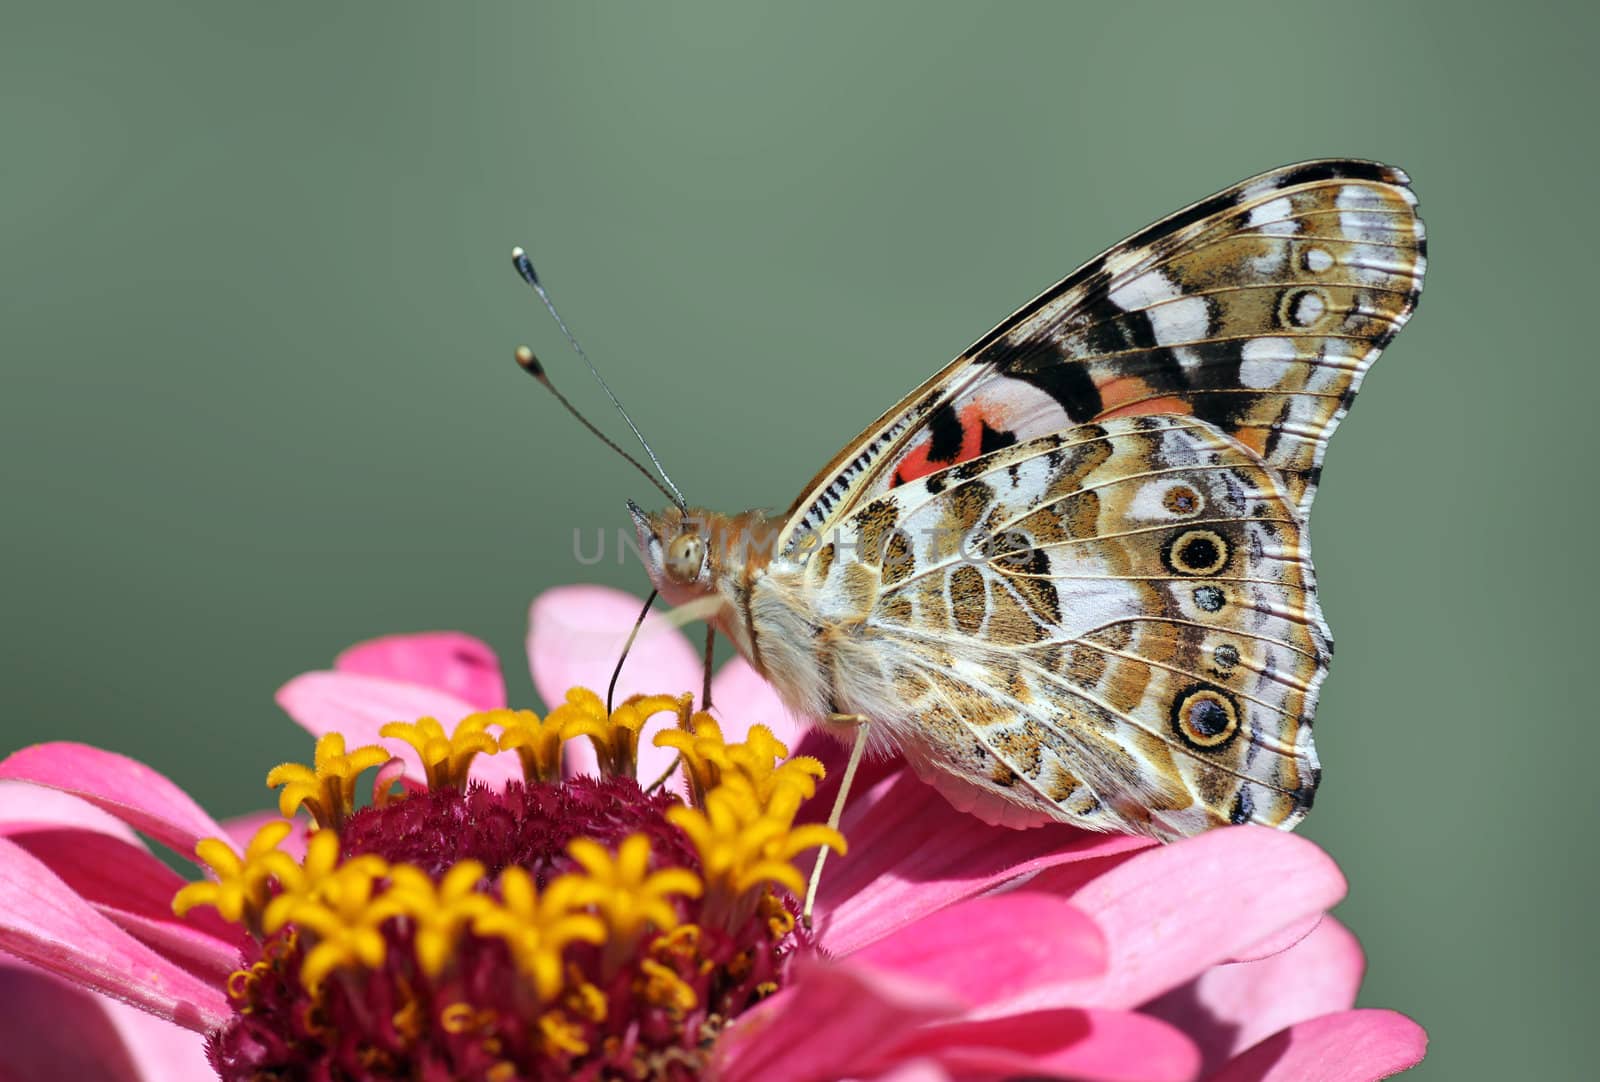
1232,426,1270,455
1094,374,1194,420
1100,395,1192,418
892,401,994,486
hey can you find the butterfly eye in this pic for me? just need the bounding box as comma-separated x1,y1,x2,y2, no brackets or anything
665,533,706,583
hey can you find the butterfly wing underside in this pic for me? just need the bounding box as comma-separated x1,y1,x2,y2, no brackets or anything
768,160,1423,836
805,415,1325,837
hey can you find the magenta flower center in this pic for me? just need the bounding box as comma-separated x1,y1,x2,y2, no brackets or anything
172,693,841,1082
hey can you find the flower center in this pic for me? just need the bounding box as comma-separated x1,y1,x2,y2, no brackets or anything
175,690,841,1081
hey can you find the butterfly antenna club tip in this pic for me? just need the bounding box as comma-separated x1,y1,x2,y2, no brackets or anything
513,344,545,378
510,246,539,285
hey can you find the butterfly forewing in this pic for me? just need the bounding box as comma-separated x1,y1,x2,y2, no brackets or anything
779,159,1424,549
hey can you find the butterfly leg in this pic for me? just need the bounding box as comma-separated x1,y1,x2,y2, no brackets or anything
701,623,715,710
802,714,871,928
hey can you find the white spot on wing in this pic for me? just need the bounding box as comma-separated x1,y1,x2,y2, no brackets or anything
1240,176,1283,202
1109,270,1180,311
1290,291,1326,327
1239,337,1297,389
1335,185,1387,211
1304,247,1334,272
968,379,1072,439
1251,242,1288,273
1053,559,1146,640
1109,272,1210,347
1148,296,1209,346
1248,197,1293,227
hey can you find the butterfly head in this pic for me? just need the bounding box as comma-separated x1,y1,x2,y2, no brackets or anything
629,500,715,605
628,500,777,617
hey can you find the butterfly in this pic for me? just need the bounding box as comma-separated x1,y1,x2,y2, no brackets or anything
627,160,1424,842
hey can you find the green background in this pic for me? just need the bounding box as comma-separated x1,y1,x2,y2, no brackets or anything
3,3,1591,1077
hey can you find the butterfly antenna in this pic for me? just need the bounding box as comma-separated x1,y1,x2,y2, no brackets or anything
513,346,680,507
512,247,688,510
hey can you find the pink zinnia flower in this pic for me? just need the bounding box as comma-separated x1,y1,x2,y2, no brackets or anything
0,586,1425,1080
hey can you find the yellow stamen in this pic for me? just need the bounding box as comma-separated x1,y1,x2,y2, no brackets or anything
667,786,845,923
636,958,697,1015
654,712,826,810
225,967,258,1002
550,688,688,778
266,733,391,831
492,708,571,783
440,1002,478,1034
471,868,606,1000
261,830,387,934
436,1006,500,1044
384,860,493,978
758,891,797,940
379,714,498,791
566,834,701,946
564,969,609,1023
652,924,701,961
391,998,424,1041
172,819,297,936
275,857,404,993
538,1012,590,1057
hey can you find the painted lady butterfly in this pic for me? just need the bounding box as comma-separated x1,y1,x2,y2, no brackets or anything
628,160,1425,843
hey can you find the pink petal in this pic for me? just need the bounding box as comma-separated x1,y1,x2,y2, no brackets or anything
528,586,703,706
851,893,1105,1004
370,757,431,806
983,827,1346,1015
708,657,811,749
0,781,142,844
336,631,507,711
5,827,245,979
0,961,212,1082
466,749,527,791
890,1009,1200,1082
869,1060,953,1082
1231,912,1323,963
1147,918,1365,1074
715,957,963,1082
561,729,602,781
0,838,229,1031
221,811,307,861
276,670,504,784
103,996,216,1082
0,744,226,858
1205,1009,1427,1082
528,585,704,786
277,670,481,747
809,767,1150,956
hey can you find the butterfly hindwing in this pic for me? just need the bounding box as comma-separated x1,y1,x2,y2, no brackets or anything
804,415,1325,838
778,159,1424,550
